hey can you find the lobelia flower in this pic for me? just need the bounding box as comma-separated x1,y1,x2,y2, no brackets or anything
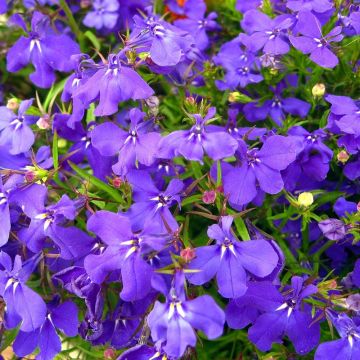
227,277,321,355
318,218,347,241
214,35,263,90
84,210,168,301
222,135,299,206
159,107,238,163
286,0,334,13
83,0,119,30
0,252,46,332
13,299,79,360
315,313,360,359
236,0,262,13
338,6,360,36
174,0,220,51
127,11,195,67
72,54,154,116
126,170,184,232
6,11,80,88
243,75,311,126
91,108,161,176
147,271,225,358
289,11,343,68
187,216,279,298
0,99,37,154
117,344,174,360
18,193,94,260
241,10,293,55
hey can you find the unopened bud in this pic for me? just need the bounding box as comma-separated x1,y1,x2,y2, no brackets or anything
57,139,67,148
337,150,349,163
228,92,252,104
25,171,36,183
7,98,19,111
298,192,313,207
145,95,160,116
312,83,326,98
180,248,196,262
357,202,360,212
36,115,51,130
202,190,216,204
112,177,122,188
104,348,116,359
80,0,91,8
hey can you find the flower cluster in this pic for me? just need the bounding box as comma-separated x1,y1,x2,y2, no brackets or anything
0,0,360,359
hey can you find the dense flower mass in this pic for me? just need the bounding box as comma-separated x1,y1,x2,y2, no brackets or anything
0,0,359,359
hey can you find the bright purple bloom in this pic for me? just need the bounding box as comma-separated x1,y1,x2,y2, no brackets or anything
91,108,161,176
287,0,334,13
187,216,279,298
84,210,167,301
159,107,238,162
83,0,119,30
174,0,220,51
223,135,299,206
0,252,46,332
13,300,78,360
126,170,183,232
0,99,37,154
289,11,343,68
241,10,293,55
315,313,360,360
6,11,80,88
147,271,225,358
73,54,154,116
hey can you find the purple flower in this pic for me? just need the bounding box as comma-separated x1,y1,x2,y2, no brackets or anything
147,271,225,358
174,0,220,51
159,107,238,162
6,11,80,88
0,252,46,332
318,218,347,240
83,0,119,30
228,277,320,354
91,108,161,176
72,54,154,116
187,216,279,298
0,99,37,154
84,210,167,301
315,313,360,360
287,0,334,14
289,11,343,68
241,10,293,55
223,135,299,206
126,170,183,232
13,300,78,360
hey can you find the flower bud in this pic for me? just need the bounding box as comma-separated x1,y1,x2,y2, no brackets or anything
80,0,91,8
202,190,216,204
25,171,36,183
104,348,116,359
145,95,160,116
6,98,19,111
112,177,122,188
337,150,350,163
346,294,360,311
57,138,67,149
36,115,51,130
180,248,196,262
228,92,252,103
312,83,326,98
318,218,346,241
297,192,314,207
357,202,360,212
185,96,196,105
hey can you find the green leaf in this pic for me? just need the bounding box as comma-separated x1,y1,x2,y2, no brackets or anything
232,216,250,241
84,30,101,51
68,162,123,203
44,78,67,112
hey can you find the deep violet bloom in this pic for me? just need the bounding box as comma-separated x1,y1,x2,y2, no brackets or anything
226,277,320,355
84,210,167,301
174,0,220,51
6,11,80,88
315,313,360,360
289,11,343,68
13,300,79,360
223,135,299,206
83,0,119,30
18,192,94,260
159,107,238,162
243,76,311,126
0,252,46,332
91,108,161,176
0,99,37,154
241,10,293,55
126,170,184,232
147,271,225,358
318,218,347,240
187,216,279,298
117,344,173,360
72,54,154,116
